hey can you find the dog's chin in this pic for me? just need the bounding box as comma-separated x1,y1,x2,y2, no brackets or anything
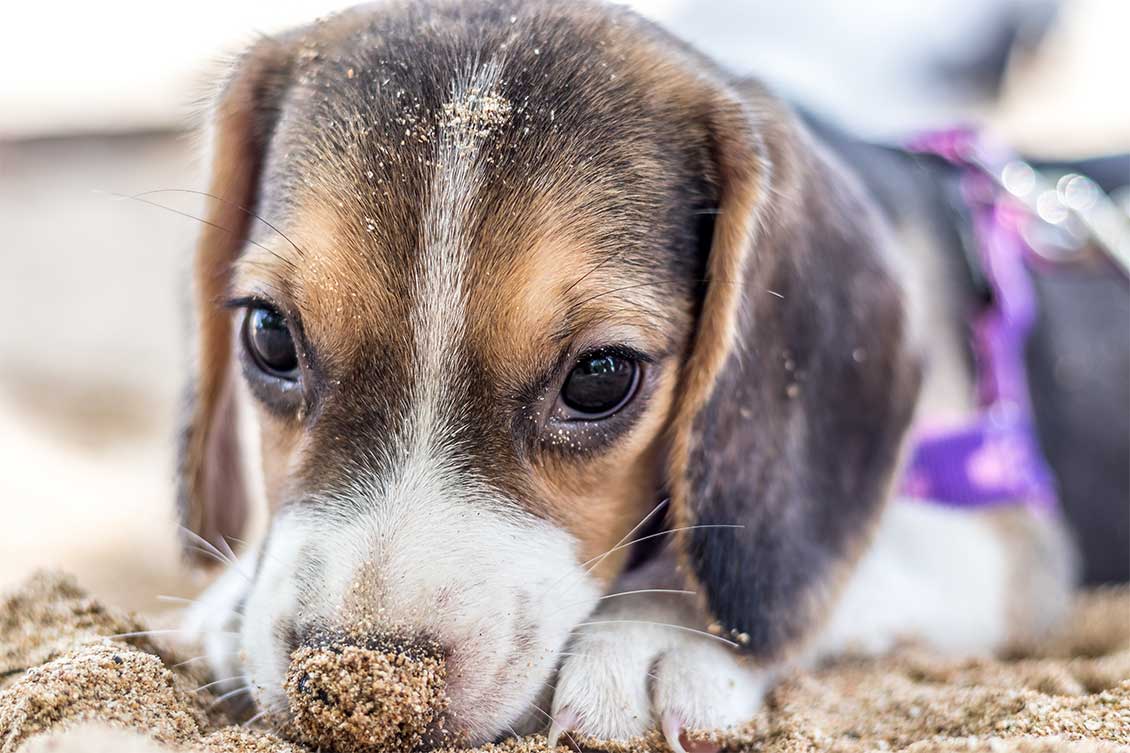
235,497,601,744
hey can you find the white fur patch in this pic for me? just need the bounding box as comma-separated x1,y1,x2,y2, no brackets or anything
811,500,1009,659
238,472,599,743
407,59,509,456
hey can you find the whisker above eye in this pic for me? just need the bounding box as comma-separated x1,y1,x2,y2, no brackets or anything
133,188,308,260
99,191,300,275
570,276,742,310
562,246,629,297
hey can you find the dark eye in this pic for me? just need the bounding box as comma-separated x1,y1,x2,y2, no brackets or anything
244,306,299,378
560,351,640,419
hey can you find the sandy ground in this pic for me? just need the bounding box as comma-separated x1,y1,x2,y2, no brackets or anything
2,572,1128,753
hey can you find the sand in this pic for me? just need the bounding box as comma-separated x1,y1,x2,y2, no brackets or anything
0,571,1127,753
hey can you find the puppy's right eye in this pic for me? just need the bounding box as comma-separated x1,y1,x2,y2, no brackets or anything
244,306,299,379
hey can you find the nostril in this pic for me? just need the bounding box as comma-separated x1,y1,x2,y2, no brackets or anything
284,632,450,752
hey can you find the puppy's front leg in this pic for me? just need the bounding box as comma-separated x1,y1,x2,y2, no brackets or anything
549,546,770,748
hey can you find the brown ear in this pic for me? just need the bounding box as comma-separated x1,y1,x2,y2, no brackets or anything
667,88,921,659
177,40,296,563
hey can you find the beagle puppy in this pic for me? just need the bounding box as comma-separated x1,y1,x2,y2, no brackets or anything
180,0,1078,746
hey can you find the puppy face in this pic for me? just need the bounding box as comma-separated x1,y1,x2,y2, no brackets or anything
185,1,723,740
180,0,919,743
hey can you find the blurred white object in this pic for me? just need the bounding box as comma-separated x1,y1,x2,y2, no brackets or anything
664,0,1061,137
0,0,1074,140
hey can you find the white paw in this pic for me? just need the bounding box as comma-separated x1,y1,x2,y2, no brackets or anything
549,596,767,749
180,555,255,691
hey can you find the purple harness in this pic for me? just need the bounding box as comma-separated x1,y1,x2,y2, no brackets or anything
898,129,1058,511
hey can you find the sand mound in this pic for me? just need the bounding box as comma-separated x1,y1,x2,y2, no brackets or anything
0,571,1127,753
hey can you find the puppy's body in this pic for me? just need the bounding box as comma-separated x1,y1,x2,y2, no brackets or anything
181,1,1085,745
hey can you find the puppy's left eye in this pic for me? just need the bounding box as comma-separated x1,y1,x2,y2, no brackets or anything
559,351,640,419
244,306,299,379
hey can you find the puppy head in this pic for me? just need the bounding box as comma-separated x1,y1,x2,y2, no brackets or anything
178,0,918,742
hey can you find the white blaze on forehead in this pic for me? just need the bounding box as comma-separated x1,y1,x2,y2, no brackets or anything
409,59,511,453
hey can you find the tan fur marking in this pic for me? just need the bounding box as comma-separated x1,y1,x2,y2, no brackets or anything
531,358,682,577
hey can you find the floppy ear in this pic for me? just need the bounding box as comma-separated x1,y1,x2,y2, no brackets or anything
177,40,296,563
667,88,921,659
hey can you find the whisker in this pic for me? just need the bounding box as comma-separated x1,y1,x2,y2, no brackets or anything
156,593,241,614
597,588,696,601
156,594,198,606
543,499,677,614
172,655,210,669
215,535,254,580
572,276,741,310
134,188,307,260
528,704,580,750
574,619,739,648
545,500,669,605
185,545,233,569
209,685,253,708
106,628,236,640
101,191,298,275
243,707,273,727
553,652,652,681
180,528,234,566
196,675,246,693
544,588,696,621
583,499,669,575
562,247,628,297
216,535,240,564
228,536,283,568
582,524,744,574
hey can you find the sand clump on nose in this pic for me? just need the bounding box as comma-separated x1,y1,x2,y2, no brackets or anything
284,641,449,753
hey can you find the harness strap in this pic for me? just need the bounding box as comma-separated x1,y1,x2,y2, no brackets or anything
899,129,1057,511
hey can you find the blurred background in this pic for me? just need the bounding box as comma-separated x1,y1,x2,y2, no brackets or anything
1,0,1128,611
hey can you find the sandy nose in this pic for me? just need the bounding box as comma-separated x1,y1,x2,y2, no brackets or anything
284,634,449,752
